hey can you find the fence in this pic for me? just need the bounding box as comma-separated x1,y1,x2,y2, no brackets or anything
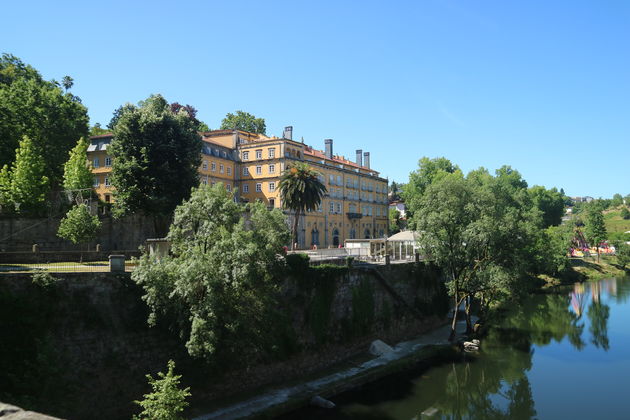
0,254,136,273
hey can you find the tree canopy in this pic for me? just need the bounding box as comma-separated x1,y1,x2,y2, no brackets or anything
133,360,190,420
220,110,266,134
63,137,93,191
109,95,202,233
0,135,49,213
133,184,291,367
278,162,327,249
57,203,101,245
0,54,89,186
585,203,607,262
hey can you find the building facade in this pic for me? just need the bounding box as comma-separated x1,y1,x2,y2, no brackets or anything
87,127,388,248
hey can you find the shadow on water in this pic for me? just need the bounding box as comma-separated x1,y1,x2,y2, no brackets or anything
277,277,630,420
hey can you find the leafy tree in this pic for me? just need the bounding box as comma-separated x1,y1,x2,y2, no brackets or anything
107,103,135,130
62,137,93,191
412,168,538,339
57,204,101,261
529,186,565,228
0,135,49,213
220,110,266,134
109,95,202,235
133,360,190,420
620,206,630,220
585,204,607,262
133,185,291,367
388,208,402,235
616,243,630,270
89,123,109,136
278,162,327,250
0,54,89,185
403,157,460,229
611,193,624,207
170,102,209,132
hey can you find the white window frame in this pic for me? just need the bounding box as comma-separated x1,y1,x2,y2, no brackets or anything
256,165,262,175
256,183,262,192
93,157,100,168
227,167,231,175
256,149,262,159
243,184,249,193
202,160,208,170
242,151,249,160
220,164,224,173
269,164,275,174
226,183,231,192
268,148,275,158
269,182,275,192
105,156,112,167
93,177,99,187
243,167,249,176
104,177,110,187
211,162,216,172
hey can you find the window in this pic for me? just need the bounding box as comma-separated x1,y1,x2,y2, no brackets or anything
256,149,262,159
269,198,275,208
105,194,111,203
269,164,275,174
269,182,275,192
256,165,262,175
243,167,249,176
202,160,208,170
242,151,249,160
337,175,342,185
256,183,262,192
336,203,341,213
93,177,99,187
222,151,227,158
227,167,231,175
329,202,335,213
105,177,111,186
211,162,216,172
105,156,112,167
243,184,249,193
226,183,231,192
220,164,224,173
329,174,334,184
93,157,100,168
268,148,275,158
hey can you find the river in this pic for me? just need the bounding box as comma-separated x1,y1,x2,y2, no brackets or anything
279,276,630,419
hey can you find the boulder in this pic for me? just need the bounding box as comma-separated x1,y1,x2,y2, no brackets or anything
369,339,394,356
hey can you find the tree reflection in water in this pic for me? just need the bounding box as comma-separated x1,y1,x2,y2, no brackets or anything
277,278,628,420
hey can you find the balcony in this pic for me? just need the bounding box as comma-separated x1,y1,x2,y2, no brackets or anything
346,212,363,219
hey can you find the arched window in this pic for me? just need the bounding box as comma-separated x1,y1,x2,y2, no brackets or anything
332,228,340,247
311,228,320,246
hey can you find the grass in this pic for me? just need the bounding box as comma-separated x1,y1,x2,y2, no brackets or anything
603,207,630,238
0,260,136,273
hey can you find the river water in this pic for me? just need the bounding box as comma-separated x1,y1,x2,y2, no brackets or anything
281,276,630,419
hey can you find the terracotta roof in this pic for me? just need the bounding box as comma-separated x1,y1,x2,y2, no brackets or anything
89,133,113,139
303,146,379,175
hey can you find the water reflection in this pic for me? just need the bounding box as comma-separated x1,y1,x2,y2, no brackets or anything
279,277,630,420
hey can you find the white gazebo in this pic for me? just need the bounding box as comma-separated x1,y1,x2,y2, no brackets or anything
387,230,421,261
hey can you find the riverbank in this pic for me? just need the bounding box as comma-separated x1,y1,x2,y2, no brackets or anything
539,256,627,287
191,319,469,420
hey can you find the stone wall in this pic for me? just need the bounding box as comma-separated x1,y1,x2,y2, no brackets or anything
0,214,156,253
0,263,448,420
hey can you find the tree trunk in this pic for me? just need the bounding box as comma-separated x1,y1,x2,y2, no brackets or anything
449,294,464,341
291,210,300,251
465,295,473,334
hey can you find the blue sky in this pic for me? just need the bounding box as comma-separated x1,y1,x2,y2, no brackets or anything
3,0,629,197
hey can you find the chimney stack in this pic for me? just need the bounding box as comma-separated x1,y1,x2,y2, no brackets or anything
283,126,293,140
356,149,363,167
324,139,333,159
363,152,370,169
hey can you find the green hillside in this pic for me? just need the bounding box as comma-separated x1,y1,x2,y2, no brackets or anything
604,207,630,241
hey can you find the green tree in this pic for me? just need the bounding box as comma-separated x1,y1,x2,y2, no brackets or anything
278,162,327,250
529,185,565,228
412,168,538,339
57,204,101,261
388,208,402,235
133,360,190,420
616,243,630,270
61,75,73,92
62,137,93,191
107,103,135,130
220,110,266,134
0,54,89,185
133,185,291,366
611,193,624,208
620,206,630,220
0,135,49,213
109,95,202,235
403,157,460,229
89,123,109,136
585,204,607,262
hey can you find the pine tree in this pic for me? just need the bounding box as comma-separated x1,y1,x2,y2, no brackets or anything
63,137,93,191
5,135,49,213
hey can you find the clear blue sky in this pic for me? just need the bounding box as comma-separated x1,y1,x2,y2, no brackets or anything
3,0,629,198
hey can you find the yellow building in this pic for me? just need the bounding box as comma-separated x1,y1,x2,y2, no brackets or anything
88,127,388,248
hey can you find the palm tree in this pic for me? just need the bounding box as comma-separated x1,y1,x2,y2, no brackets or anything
278,162,327,250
